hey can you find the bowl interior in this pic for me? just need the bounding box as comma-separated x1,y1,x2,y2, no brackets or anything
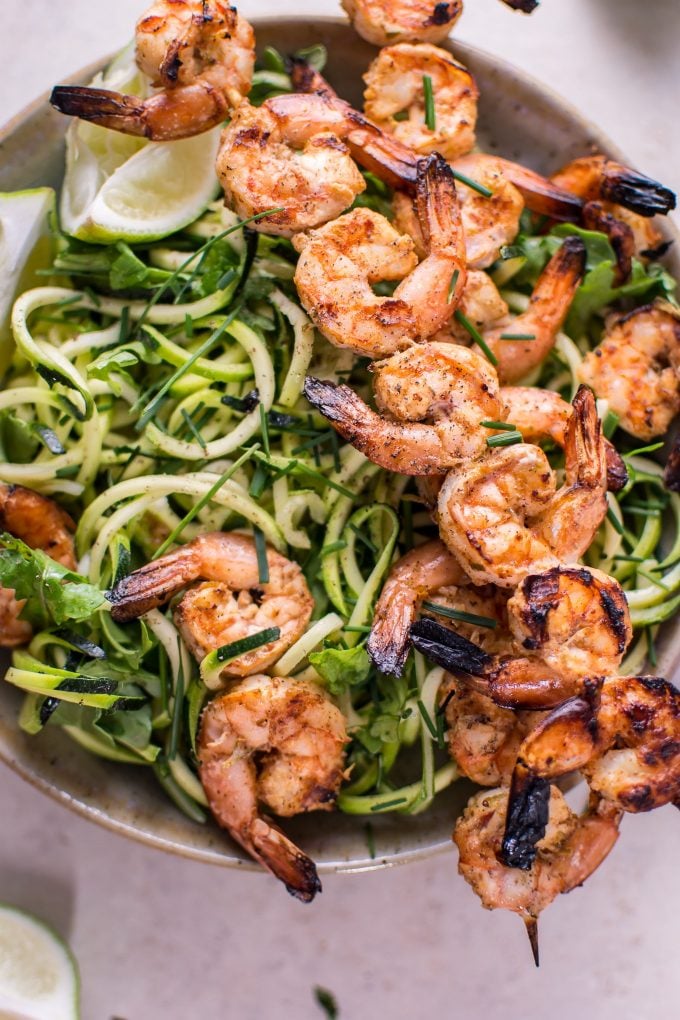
1,16,678,874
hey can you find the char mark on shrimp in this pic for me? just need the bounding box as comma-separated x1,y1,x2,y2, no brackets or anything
410,618,494,676
426,2,463,26
600,166,676,217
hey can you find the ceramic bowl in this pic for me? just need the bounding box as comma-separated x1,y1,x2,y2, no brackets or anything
1,16,678,874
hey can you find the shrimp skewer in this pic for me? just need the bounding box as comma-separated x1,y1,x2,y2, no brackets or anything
410,565,632,709
303,342,503,475
454,785,621,964
366,538,507,676
51,1,255,140
0,483,77,648
216,94,366,236
394,156,525,269
363,44,478,162
198,674,347,901
108,532,313,681
437,386,607,588
501,674,680,870
294,153,466,358
501,386,628,491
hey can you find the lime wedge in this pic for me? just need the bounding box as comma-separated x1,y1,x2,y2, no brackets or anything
0,904,79,1019
60,42,222,243
0,187,54,374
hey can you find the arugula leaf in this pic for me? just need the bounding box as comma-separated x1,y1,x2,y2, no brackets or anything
0,533,108,628
506,224,677,337
54,239,172,292
309,644,372,695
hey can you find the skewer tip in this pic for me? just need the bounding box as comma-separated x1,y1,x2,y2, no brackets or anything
525,916,540,967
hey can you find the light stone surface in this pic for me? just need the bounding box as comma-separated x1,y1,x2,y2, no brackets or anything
2,1,679,1017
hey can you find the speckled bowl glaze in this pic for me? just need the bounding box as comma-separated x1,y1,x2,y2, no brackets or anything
0,17,678,875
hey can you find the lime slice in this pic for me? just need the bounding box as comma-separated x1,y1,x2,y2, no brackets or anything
60,43,222,243
0,904,79,1019
0,187,54,374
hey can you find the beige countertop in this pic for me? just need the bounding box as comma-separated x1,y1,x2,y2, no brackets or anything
2,1,679,1017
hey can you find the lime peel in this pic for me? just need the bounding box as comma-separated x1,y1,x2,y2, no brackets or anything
0,903,79,1019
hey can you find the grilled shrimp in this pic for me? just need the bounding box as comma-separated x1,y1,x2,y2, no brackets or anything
108,532,313,681
437,386,607,588
501,386,628,491
484,237,586,383
502,675,680,873
363,44,477,162
51,1,254,140
411,564,631,709
304,342,503,476
366,538,506,676
198,674,347,902
579,304,680,441
340,0,463,46
0,483,77,648
393,158,524,270
551,155,676,219
454,785,621,959
216,94,366,236
441,675,540,786
294,153,466,358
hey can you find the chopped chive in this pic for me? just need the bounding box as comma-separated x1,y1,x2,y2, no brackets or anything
624,505,663,517
252,455,355,499
417,698,439,741
364,822,376,859
637,568,669,591
153,446,257,559
498,332,536,341
370,797,408,813
606,507,624,534
481,420,517,431
180,408,207,451
291,431,334,455
313,987,338,1020
349,523,378,556
215,627,280,663
138,309,239,430
451,169,493,199
330,429,341,473
259,402,270,456
321,540,348,557
168,642,185,761
624,442,664,458
344,625,372,634
646,627,657,668
422,600,498,629
184,313,194,338
254,527,269,584
118,305,130,345
454,310,498,366
486,430,523,448
603,410,620,439
422,74,436,131
249,461,269,499
435,707,447,750
134,207,284,329
216,267,237,291
612,554,646,562
447,268,460,303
